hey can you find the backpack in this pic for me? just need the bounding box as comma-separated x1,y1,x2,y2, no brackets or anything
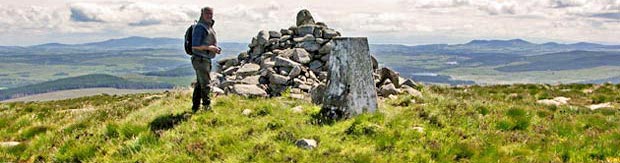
184,22,209,55
183,24,195,55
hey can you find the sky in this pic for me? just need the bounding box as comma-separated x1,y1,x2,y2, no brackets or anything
0,0,618,46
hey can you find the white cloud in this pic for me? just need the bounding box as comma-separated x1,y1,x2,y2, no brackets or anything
404,0,470,8
0,0,618,46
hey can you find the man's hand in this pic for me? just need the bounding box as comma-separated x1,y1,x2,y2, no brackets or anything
207,45,221,54
192,45,221,54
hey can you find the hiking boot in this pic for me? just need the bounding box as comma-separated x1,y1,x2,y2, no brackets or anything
191,105,200,113
201,105,212,111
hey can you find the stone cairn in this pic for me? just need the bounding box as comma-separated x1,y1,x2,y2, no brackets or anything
210,9,420,101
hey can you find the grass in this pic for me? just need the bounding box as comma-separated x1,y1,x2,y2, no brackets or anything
0,84,619,162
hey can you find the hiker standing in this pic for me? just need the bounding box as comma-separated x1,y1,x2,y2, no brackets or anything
191,7,220,112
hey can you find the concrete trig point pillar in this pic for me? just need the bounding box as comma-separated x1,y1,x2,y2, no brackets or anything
321,37,378,119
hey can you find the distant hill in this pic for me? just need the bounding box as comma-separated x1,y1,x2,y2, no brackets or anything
143,65,195,77
370,39,619,57
2,37,620,87
81,36,181,49
465,39,535,47
29,36,182,50
0,74,174,100
495,50,620,72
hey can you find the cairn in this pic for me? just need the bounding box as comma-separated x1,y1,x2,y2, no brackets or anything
210,9,420,101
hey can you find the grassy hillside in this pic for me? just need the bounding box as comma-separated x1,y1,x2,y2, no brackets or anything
1,84,619,162
0,74,174,100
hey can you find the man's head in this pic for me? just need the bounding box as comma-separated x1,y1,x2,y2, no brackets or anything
201,7,214,21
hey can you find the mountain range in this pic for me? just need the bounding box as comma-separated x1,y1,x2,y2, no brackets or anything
2,36,619,53
1,36,619,90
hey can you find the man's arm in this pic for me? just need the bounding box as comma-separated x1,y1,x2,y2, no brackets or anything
193,45,220,53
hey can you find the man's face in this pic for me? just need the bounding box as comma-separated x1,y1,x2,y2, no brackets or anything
203,9,213,20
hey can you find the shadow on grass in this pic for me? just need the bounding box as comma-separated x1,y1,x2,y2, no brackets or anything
149,111,193,136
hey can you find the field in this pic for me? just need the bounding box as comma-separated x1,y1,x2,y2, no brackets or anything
0,88,168,103
1,84,619,162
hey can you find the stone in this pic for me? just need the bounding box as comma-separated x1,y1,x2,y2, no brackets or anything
289,65,302,78
299,84,312,91
263,52,275,58
402,86,423,98
320,54,330,62
297,41,320,52
537,97,571,106
274,56,301,67
237,51,249,61
279,35,291,42
242,109,253,116
290,94,305,100
288,26,298,33
318,72,328,81
0,141,20,147
269,38,279,45
323,29,340,38
588,103,612,110
400,78,418,88
257,30,270,46
295,139,317,150
279,70,288,76
293,34,315,42
217,57,237,66
380,83,400,96
222,66,240,75
412,127,424,133
291,88,302,94
388,94,398,100
291,106,304,113
251,46,265,58
240,75,261,85
219,80,243,89
319,42,333,54
268,83,288,95
210,72,223,81
316,38,328,45
296,9,316,26
316,22,328,28
231,84,268,97
553,97,570,103
269,74,290,85
537,99,562,106
377,67,400,88
296,25,317,37
261,60,276,69
293,78,304,86
309,60,323,71
249,37,258,48
236,63,261,76
281,29,293,35
370,55,378,70
291,48,312,64
310,83,327,104
279,48,294,58
321,37,378,119
308,70,318,80
313,28,323,38
212,86,225,95
269,30,282,38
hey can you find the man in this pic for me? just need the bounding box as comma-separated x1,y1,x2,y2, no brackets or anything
191,6,221,112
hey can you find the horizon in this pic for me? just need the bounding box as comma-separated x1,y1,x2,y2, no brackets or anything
3,36,620,47
1,0,619,46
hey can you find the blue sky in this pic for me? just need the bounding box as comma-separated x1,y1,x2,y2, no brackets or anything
0,0,619,46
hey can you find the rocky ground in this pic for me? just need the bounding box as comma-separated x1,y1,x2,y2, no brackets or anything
208,9,419,103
